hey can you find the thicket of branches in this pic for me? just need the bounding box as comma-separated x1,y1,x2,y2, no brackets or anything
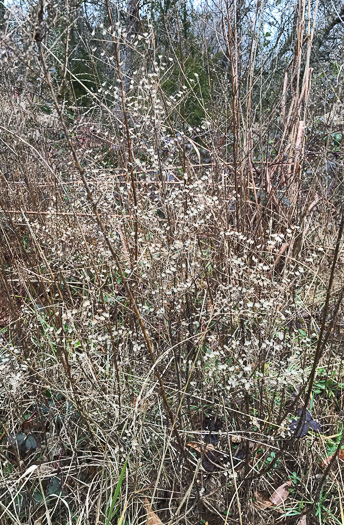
0,0,343,523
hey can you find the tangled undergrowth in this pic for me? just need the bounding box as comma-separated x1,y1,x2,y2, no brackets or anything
0,0,344,523
1,123,343,524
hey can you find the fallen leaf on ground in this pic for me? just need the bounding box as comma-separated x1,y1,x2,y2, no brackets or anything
321,448,344,469
187,442,215,453
254,481,293,511
269,480,292,506
130,397,153,412
254,489,273,510
144,497,163,525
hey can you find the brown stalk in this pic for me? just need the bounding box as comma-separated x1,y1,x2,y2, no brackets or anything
224,0,241,230
105,0,138,263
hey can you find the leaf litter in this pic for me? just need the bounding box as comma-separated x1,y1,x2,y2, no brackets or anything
144,497,163,525
254,480,292,512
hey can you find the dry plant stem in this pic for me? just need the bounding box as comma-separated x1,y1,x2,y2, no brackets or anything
0,125,58,181
302,209,344,410
72,214,122,405
154,27,195,178
247,271,342,485
0,341,111,455
174,11,187,212
224,1,240,230
152,310,216,505
1,210,130,218
168,458,201,524
37,44,122,407
37,42,188,462
105,0,138,263
311,433,344,515
222,397,242,525
261,212,344,476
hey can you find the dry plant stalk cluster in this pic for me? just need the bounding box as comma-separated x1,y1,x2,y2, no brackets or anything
0,0,343,523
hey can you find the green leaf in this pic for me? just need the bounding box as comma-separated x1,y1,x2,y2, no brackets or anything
333,133,342,145
33,490,44,504
47,477,62,496
25,435,38,450
106,459,128,525
8,432,26,448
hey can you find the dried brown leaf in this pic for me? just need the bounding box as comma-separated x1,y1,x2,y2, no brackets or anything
187,442,215,454
130,397,153,413
144,497,163,525
187,442,202,453
253,489,273,510
269,480,292,506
